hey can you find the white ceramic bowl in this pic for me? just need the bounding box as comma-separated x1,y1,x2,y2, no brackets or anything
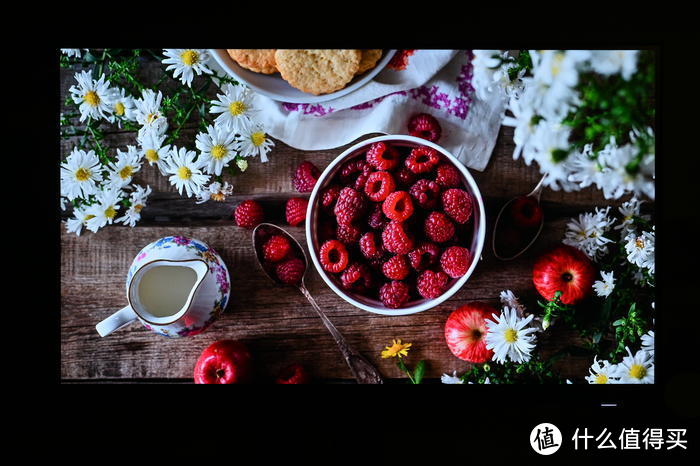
209,49,396,104
305,135,486,315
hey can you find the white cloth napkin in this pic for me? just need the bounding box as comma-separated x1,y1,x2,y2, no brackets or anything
213,50,506,172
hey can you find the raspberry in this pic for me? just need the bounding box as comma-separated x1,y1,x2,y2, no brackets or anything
416,269,450,299
382,255,410,280
364,171,396,202
441,188,473,224
405,146,439,174
409,179,441,209
440,246,472,278
336,222,361,245
388,49,415,71
382,220,414,255
340,262,374,292
394,167,417,188
366,142,400,171
435,162,462,188
275,258,305,285
367,203,388,230
292,161,320,193
359,231,384,259
234,200,264,228
407,113,442,143
408,242,441,272
334,187,367,225
285,197,309,226
320,184,342,212
382,191,414,222
319,239,349,273
354,172,370,191
262,235,291,263
275,363,310,384
424,212,455,243
379,280,410,309
339,159,371,184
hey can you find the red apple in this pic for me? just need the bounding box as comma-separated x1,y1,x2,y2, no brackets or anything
509,196,543,229
275,363,310,384
532,245,596,305
194,340,252,384
444,302,497,363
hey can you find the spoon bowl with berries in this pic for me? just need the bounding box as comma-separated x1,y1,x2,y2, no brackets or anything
252,222,383,384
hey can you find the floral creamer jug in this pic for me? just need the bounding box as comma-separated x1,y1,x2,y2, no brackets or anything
96,236,230,338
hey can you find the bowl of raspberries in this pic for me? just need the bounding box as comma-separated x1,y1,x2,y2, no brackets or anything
306,134,485,315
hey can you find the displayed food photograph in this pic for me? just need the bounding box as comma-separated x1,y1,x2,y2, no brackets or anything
59,49,656,387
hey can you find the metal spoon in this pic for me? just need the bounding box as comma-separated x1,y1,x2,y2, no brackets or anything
252,223,384,384
492,174,546,260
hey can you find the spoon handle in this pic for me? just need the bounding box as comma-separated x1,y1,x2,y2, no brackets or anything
528,173,548,200
299,285,384,384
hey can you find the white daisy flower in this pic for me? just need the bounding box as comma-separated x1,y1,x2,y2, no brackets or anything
471,50,509,100
641,330,654,357
467,377,491,384
65,204,95,236
615,197,650,235
589,50,639,80
593,270,615,298
615,347,654,384
499,290,525,317
584,356,619,384
137,130,170,175
162,49,213,87
526,121,577,191
485,307,538,364
236,158,248,172
624,230,655,274
162,146,209,198
566,145,605,189
195,123,238,176
116,185,152,227
69,71,113,122
440,371,464,384
60,148,104,200
237,118,274,163
134,89,168,137
61,48,83,58
106,87,136,125
562,206,615,261
597,139,655,200
210,83,258,134
85,186,124,233
196,181,234,204
106,146,142,188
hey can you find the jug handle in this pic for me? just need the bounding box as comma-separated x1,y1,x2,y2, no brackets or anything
96,306,138,337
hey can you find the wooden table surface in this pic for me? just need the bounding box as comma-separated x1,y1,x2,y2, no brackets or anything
60,54,631,383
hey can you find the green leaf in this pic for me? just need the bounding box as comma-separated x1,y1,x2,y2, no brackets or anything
413,360,426,384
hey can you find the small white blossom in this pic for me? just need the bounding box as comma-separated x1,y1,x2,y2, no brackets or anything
585,356,620,384
116,185,152,227
60,148,104,200
593,270,616,298
137,130,170,175
237,118,274,163
162,49,213,87
562,207,615,261
106,146,142,188
485,307,538,364
641,330,654,357
106,87,136,125
162,146,209,198
134,89,168,138
65,204,95,236
440,371,464,384
624,230,655,274
195,181,234,204
69,71,113,122
85,186,124,232
61,48,83,58
589,50,639,80
615,347,654,384
210,83,258,134
499,290,525,317
195,123,238,176
615,197,650,235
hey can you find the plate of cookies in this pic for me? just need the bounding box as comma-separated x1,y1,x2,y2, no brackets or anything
210,49,396,104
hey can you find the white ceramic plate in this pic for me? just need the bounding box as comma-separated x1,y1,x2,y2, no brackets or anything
209,49,396,104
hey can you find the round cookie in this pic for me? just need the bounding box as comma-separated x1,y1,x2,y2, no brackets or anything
227,49,277,74
274,49,362,95
356,49,383,75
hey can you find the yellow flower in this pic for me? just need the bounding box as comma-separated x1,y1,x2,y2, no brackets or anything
381,339,412,359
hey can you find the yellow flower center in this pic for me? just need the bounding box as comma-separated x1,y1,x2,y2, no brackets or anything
211,192,225,202
114,102,125,116
133,204,143,213
211,144,228,160
118,166,133,179
251,131,266,147
180,50,199,66
84,90,100,107
75,167,91,181
551,53,564,77
229,101,247,116
504,328,518,343
83,214,96,224
146,113,159,124
635,238,645,249
595,374,608,384
105,206,117,219
145,149,159,163
177,166,192,180
629,364,647,379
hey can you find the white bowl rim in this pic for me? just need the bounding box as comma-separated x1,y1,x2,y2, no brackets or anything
305,134,487,316
209,49,397,104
